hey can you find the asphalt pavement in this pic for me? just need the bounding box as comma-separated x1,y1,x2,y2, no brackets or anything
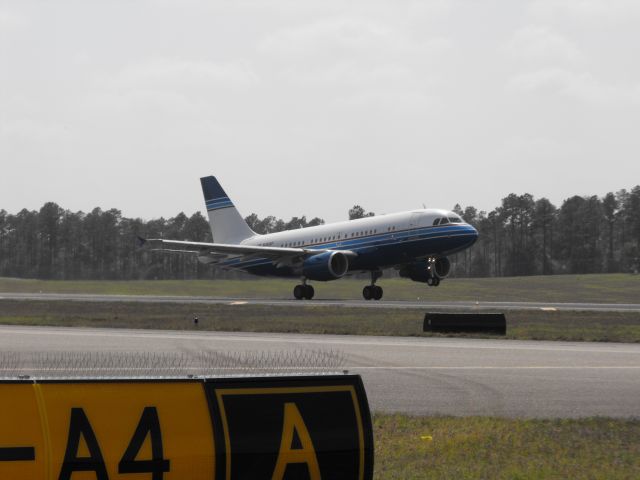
1,325,639,418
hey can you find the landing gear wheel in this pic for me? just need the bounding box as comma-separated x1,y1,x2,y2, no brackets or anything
293,285,304,300
427,277,441,287
372,285,383,300
362,286,373,300
303,285,315,300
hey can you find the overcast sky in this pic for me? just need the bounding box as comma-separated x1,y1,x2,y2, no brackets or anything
1,0,639,223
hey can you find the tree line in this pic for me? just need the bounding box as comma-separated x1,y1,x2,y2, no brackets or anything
0,186,638,280
451,187,640,277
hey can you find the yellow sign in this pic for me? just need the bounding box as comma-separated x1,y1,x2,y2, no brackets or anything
0,381,214,480
0,376,373,480
0,384,46,479
40,381,215,480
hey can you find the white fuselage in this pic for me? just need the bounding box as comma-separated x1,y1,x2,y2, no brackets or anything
244,209,461,249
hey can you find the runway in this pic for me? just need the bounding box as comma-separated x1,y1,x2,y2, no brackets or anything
2,292,640,312
2,325,639,418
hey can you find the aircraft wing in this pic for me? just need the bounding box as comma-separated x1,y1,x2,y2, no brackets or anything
137,237,357,269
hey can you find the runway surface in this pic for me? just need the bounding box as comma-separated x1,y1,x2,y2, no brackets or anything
2,292,640,312
2,325,639,418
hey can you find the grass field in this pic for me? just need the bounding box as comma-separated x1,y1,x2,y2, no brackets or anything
373,415,640,479
1,300,639,342
1,273,640,303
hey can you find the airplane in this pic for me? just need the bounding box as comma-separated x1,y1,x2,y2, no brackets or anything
139,176,479,300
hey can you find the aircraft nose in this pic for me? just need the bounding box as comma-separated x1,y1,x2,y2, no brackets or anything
468,225,479,244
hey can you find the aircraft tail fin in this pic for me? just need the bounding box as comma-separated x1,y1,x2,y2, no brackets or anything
200,176,256,244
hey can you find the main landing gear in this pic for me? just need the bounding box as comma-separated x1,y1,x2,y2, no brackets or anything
293,280,315,300
362,271,383,301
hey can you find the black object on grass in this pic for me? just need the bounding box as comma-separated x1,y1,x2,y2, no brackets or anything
423,313,506,335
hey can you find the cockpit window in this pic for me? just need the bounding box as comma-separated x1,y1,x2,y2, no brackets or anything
433,218,440,226
440,217,449,225
449,217,463,224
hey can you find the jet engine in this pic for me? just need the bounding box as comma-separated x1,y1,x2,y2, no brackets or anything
302,251,349,281
399,257,450,283
432,256,451,279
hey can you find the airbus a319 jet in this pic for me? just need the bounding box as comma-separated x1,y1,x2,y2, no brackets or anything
140,176,478,300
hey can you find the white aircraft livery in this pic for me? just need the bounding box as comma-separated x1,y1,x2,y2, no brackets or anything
140,176,479,300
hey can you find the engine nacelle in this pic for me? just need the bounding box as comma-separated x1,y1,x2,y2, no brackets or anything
398,262,430,283
399,257,451,283
302,251,349,281
433,256,451,279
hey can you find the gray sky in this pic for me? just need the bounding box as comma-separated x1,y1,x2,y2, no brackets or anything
1,0,639,223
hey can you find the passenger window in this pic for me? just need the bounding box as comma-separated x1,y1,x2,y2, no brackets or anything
433,218,440,226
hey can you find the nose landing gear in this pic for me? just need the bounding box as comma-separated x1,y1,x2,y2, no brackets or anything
426,257,441,287
362,271,383,300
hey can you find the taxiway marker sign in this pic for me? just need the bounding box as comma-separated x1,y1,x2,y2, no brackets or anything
0,376,373,480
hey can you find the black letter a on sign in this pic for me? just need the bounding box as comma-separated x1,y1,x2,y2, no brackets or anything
58,408,108,480
118,407,170,480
